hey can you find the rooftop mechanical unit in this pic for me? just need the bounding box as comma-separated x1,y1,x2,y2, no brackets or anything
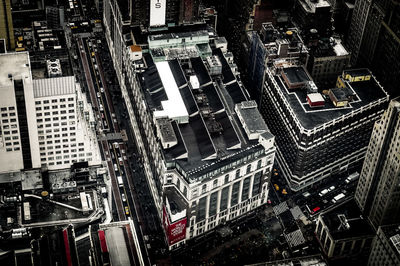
46,58,62,77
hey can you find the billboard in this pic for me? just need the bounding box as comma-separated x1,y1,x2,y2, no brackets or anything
150,0,166,27
163,206,187,245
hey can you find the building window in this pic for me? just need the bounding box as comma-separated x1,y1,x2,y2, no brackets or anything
257,160,262,169
235,169,240,178
213,179,218,189
246,164,251,174
224,174,229,184
202,184,207,193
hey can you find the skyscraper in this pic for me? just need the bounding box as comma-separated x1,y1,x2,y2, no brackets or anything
346,0,374,66
368,224,400,265
346,0,400,96
355,97,400,229
0,0,15,51
0,52,101,174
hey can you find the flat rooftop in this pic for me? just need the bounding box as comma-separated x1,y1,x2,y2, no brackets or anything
0,52,31,87
149,30,209,42
314,38,349,57
272,66,388,130
321,200,375,240
98,221,143,266
33,76,75,98
138,36,273,182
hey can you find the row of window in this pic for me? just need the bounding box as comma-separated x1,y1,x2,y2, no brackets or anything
40,148,88,154
196,159,264,195
0,106,15,112
38,127,76,134
38,142,84,147
35,98,74,105
41,158,92,167
37,111,75,117
5,147,20,152
40,152,92,160
35,103,74,111
38,122,75,129
1,112,16,117
2,118,17,124
38,131,76,136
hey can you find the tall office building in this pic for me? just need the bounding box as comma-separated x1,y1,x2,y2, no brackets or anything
368,224,400,265
0,52,40,172
355,98,400,229
33,76,101,170
0,0,15,51
346,0,373,66
347,0,400,96
0,52,101,174
254,24,389,191
370,1,400,97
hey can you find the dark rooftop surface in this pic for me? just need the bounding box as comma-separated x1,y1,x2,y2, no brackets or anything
214,49,236,84
169,59,187,88
273,71,388,129
116,0,130,21
164,187,188,215
200,84,224,112
282,67,311,85
179,85,198,115
226,82,247,104
164,121,188,160
321,200,375,240
138,35,274,182
179,114,216,160
190,57,212,86
343,68,371,77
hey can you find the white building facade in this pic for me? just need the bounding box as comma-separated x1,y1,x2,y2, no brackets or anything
0,52,101,175
33,77,101,170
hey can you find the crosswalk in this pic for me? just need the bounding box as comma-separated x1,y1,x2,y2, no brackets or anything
290,205,305,220
273,201,289,216
284,229,306,248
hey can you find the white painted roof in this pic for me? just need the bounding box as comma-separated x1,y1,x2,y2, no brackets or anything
0,52,31,87
154,61,188,121
307,93,325,102
33,76,75,98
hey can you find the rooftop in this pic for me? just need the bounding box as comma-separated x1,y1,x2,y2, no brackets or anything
269,65,388,130
300,0,331,13
97,221,143,266
313,37,349,58
33,76,75,98
138,32,274,182
0,52,31,88
320,199,375,240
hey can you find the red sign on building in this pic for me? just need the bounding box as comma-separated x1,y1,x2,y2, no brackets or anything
163,206,187,245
